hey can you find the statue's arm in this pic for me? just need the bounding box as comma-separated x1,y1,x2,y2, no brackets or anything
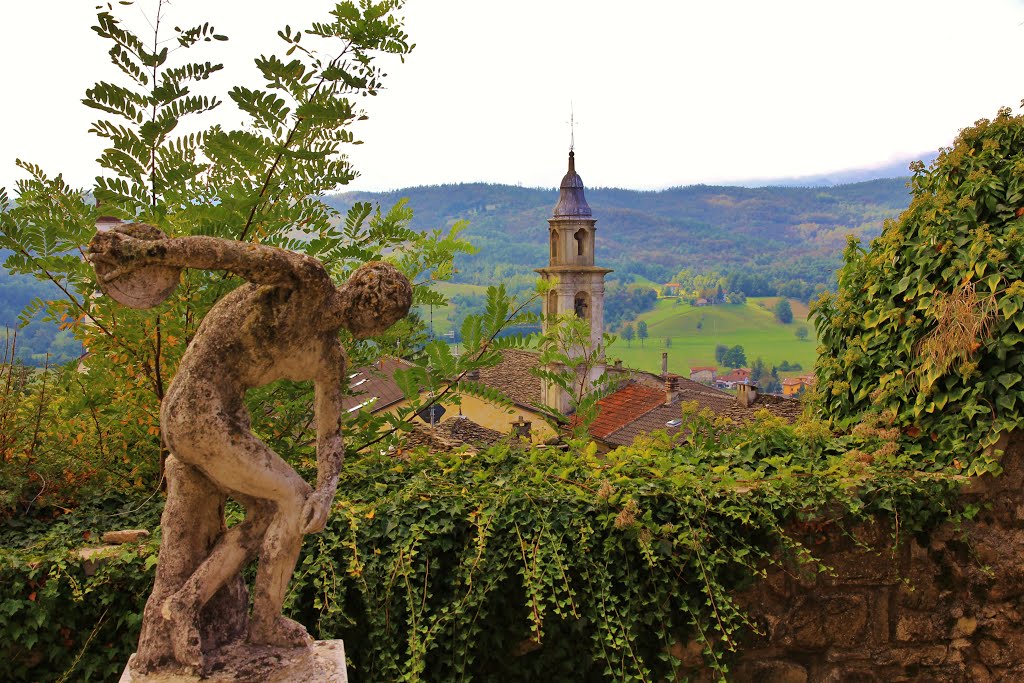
301,343,346,534
89,231,330,289
314,345,345,493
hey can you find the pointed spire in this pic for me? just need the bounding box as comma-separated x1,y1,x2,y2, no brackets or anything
553,150,591,217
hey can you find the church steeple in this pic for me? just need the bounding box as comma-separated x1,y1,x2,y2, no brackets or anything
553,151,592,218
536,149,612,415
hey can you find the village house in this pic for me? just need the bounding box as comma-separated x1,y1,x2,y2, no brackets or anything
715,367,751,389
782,373,817,397
689,366,717,384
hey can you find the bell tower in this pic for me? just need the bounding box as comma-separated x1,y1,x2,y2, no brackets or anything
536,150,612,414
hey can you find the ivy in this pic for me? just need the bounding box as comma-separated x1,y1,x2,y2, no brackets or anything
1,409,970,682
814,105,1024,474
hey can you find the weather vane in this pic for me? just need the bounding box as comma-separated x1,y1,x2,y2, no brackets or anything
568,103,576,152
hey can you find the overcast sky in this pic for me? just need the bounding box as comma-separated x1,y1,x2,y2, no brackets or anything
2,1,1023,193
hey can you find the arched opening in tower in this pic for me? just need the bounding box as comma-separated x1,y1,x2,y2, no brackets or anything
547,290,558,319
574,228,586,257
550,232,558,260
574,291,590,320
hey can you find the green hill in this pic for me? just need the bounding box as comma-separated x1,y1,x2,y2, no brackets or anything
608,297,816,376
325,178,913,296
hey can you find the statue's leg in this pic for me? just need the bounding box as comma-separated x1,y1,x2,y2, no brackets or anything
164,415,313,653
160,498,273,666
247,496,314,648
134,456,242,673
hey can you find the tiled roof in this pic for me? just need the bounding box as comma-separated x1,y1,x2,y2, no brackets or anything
435,415,506,447
398,424,469,454
603,402,688,447
595,377,804,448
341,356,415,414
395,416,510,455
588,383,666,439
478,349,542,409
717,369,750,383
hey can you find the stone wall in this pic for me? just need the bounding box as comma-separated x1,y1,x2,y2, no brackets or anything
706,432,1024,682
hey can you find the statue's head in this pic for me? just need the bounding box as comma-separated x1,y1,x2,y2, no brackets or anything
335,261,413,339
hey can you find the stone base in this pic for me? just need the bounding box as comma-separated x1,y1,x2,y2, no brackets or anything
119,640,347,683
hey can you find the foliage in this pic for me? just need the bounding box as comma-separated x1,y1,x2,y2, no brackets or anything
813,105,1024,473
714,343,728,365
603,285,657,330
530,312,615,439
0,410,976,683
773,298,793,324
795,325,809,341
636,320,648,347
0,1,483,508
0,271,81,365
621,322,635,347
721,345,746,369
328,178,913,295
0,493,162,683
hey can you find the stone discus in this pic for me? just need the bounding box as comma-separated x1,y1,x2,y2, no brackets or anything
95,221,181,309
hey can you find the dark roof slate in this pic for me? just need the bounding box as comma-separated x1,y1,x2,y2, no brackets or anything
477,349,542,409
435,415,506,447
341,356,414,414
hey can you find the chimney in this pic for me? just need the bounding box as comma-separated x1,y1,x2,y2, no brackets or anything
511,415,532,440
664,373,680,406
613,359,623,369
661,352,669,377
736,383,758,408
95,215,122,231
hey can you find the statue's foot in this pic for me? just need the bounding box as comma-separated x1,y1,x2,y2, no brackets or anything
249,615,313,649
161,594,204,671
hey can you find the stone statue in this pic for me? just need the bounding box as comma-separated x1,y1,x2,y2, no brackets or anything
88,222,412,678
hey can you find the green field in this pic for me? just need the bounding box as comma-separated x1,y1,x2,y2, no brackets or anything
607,297,817,376
415,284,818,377
413,282,498,338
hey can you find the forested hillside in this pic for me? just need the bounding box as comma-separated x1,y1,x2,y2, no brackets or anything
0,251,80,365
0,178,912,363
327,177,913,295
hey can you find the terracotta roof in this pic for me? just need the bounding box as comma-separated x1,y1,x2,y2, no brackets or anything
594,377,804,448
717,369,751,383
341,356,415,414
690,366,717,373
588,383,666,439
477,349,542,409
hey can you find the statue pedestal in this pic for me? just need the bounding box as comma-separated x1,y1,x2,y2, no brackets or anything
119,640,347,683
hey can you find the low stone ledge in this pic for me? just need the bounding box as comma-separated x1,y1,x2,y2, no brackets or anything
102,528,151,544
119,640,347,683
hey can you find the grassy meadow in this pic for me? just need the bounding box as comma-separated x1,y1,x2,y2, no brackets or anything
416,283,818,378
607,297,817,376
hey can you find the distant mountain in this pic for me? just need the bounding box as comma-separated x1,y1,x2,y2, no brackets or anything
325,175,914,293
727,152,938,188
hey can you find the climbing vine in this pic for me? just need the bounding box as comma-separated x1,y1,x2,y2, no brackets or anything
814,105,1024,474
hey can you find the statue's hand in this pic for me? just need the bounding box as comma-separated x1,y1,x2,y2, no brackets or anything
301,488,334,535
88,230,145,282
